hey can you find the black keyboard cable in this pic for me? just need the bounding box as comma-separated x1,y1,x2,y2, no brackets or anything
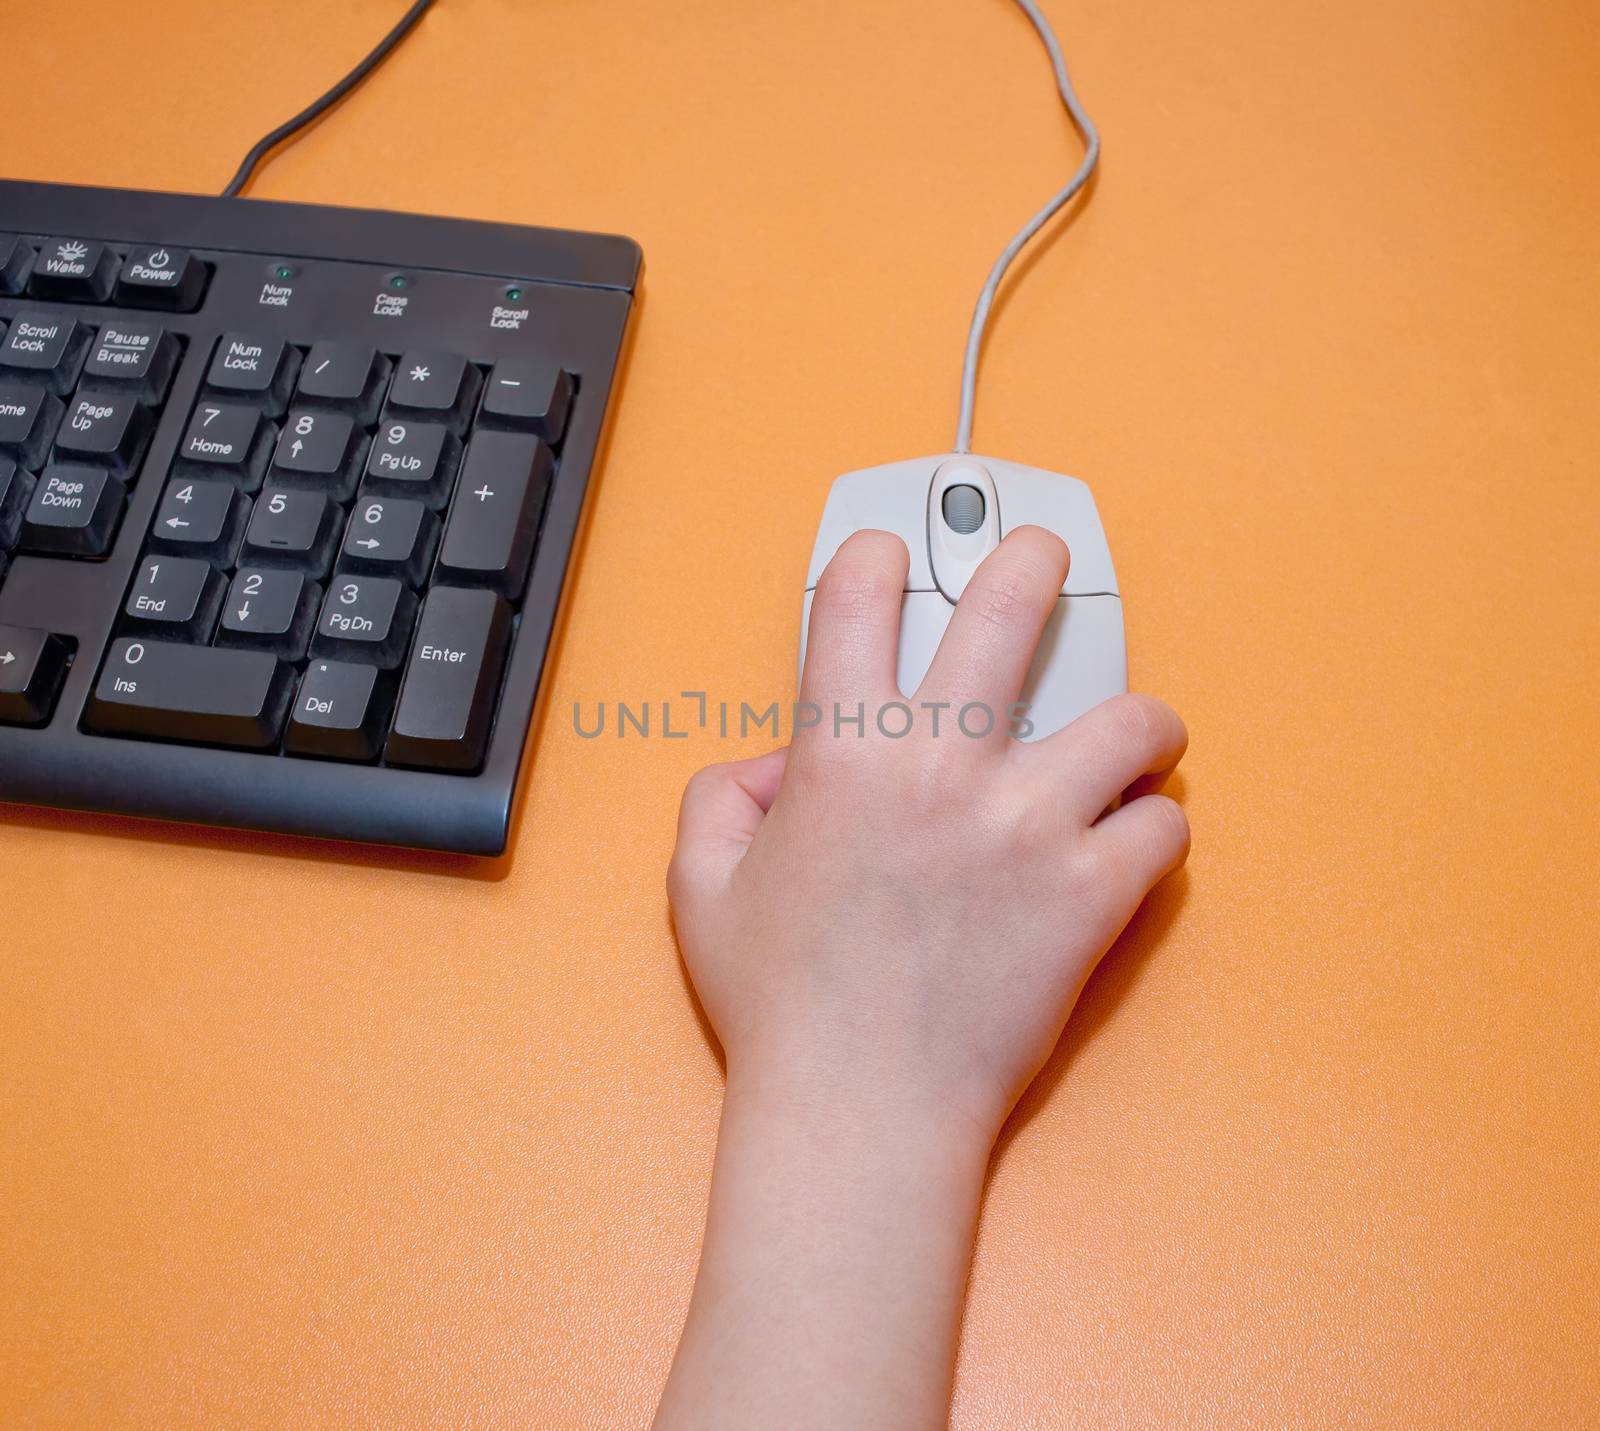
220,0,439,198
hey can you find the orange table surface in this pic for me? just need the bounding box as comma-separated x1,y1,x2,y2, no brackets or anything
4,1,1598,1425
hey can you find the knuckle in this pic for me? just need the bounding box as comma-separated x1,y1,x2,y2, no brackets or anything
788,733,847,782
968,572,1038,632
681,761,726,805
1110,693,1157,741
814,553,902,623
997,790,1046,860
963,538,1065,634
1063,838,1108,898
813,577,885,625
905,739,965,810
664,847,695,907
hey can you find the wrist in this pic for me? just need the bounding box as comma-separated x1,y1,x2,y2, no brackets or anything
662,1041,994,1430
724,1045,1001,1171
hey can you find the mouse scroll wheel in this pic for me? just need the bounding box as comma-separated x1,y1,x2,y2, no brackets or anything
941,484,986,535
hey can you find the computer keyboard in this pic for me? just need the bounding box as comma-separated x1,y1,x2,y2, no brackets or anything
0,181,639,854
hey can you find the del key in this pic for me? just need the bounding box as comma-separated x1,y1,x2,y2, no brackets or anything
386,586,512,772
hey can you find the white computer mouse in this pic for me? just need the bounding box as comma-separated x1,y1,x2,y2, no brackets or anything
799,454,1126,739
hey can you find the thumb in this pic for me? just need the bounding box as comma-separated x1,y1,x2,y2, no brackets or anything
667,746,790,902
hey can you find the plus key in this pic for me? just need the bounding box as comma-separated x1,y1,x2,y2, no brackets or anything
435,431,553,598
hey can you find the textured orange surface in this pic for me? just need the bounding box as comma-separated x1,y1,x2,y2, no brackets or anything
3,1,1599,1425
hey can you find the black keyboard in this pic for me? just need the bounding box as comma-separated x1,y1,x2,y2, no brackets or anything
0,181,638,854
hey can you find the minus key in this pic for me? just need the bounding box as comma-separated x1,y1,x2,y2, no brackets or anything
479,358,572,443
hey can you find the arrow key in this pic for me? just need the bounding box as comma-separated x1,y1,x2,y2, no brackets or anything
339,493,439,585
218,567,320,659
269,408,365,500
149,477,248,563
0,624,70,726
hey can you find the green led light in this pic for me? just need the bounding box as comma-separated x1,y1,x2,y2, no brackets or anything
390,273,409,289
505,286,523,302
275,264,293,280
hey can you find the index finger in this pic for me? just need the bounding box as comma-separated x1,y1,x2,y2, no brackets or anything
799,530,909,709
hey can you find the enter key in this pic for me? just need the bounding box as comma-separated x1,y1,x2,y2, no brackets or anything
385,586,512,773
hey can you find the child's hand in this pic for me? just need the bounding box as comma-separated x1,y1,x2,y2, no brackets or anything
657,528,1188,1431
668,527,1188,1140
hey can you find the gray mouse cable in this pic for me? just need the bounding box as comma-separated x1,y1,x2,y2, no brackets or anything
954,0,1101,455
801,4,1123,743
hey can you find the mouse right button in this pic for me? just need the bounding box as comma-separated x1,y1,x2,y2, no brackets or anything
993,460,1119,596
1016,595,1128,739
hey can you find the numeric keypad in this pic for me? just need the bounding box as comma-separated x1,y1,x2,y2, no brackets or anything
105,334,575,769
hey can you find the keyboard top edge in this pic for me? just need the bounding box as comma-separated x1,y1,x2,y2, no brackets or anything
0,179,643,295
